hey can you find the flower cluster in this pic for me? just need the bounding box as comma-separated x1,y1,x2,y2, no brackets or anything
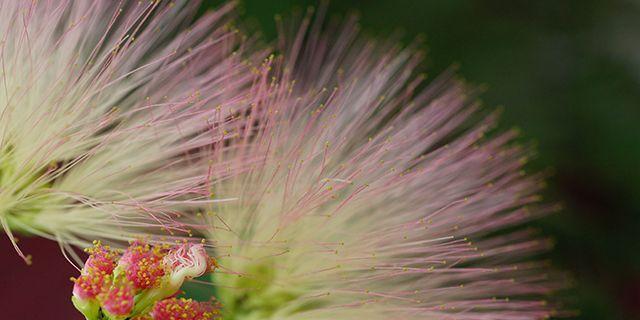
3,0,564,319
71,241,219,320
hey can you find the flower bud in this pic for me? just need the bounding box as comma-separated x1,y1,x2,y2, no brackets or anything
151,298,219,320
119,241,167,290
164,244,210,290
100,280,136,318
71,240,219,319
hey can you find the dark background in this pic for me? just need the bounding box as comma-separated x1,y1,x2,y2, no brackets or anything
1,1,638,319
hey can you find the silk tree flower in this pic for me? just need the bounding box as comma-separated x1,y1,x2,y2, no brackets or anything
0,0,262,263
6,0,563,318
71,240,218,319
204,10,564,320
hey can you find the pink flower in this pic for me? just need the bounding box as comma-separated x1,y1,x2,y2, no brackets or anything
72,273,111,301
72,241,117,301
151,298,219,320
207,7,565,320
100,281,136,317
119,241,168,290
83,241,118,275
71,241,219,319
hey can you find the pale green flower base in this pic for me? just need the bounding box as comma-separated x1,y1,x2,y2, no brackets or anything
213,262,307,320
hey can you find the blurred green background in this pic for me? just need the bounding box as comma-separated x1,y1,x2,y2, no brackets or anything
224,0,640,319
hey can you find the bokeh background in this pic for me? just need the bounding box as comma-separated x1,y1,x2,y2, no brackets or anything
1,1,638,319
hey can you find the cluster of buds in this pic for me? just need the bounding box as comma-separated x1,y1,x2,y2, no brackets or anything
71,241,219,320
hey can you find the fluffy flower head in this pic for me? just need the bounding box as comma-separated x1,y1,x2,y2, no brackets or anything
203,9,564,320
0,0,259,262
